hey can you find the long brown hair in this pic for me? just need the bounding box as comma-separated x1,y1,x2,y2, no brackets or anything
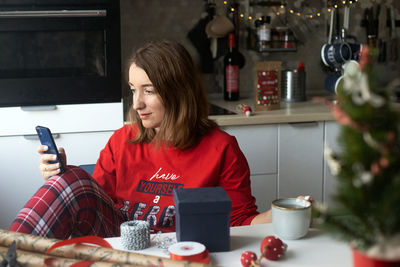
128,41,217,150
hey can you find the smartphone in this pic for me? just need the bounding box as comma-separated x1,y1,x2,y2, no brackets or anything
35,125,65,173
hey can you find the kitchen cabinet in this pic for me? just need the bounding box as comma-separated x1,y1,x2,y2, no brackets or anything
223,121,327,212
323,121,341,206
0,131,114,229
250,174,277,212
278,122,324,202
222,125,278,212
222,120,339,212
211,98,344,207
0,103,123,230
223,125,277,175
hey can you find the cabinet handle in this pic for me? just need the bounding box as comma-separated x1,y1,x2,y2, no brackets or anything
0,10,106,18
20,105,57,111
23,135,38,140
23,133,60,140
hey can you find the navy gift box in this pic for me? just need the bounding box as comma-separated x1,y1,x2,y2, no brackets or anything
173,187,232,252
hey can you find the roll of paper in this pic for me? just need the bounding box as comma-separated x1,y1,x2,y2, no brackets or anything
0,229,210,267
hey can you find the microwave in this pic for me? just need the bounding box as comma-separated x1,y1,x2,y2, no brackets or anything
0,0,121,107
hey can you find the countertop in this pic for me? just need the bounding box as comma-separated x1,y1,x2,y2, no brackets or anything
123,96,399,127
106,223,352,267
209,97,335,126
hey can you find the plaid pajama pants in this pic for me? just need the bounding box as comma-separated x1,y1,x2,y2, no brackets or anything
9,166,125,239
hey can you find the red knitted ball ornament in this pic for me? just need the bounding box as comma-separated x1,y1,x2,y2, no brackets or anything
260,236,287,261
240,251,258,267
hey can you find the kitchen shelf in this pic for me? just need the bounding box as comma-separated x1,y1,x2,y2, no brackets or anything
247,27,298,53
255,47,297,52
248,41,297,52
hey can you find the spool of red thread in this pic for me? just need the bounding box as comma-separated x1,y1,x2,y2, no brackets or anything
169,241,210,264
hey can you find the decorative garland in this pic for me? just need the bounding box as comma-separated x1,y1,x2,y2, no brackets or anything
221,0,362,22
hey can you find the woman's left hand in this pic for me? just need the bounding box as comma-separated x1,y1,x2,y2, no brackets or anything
297,195,313,204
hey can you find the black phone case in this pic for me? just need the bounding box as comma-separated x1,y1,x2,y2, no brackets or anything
35,126,65,173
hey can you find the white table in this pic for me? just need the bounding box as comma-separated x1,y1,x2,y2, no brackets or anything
106,223,352,267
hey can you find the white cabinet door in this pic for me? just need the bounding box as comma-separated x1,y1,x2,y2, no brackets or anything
223,125,278,175
0,131,113,230
251,174,277,212
323,121,340,205
0,103,123,136
0,135,43,230
278,122,324,201
223,125,278,212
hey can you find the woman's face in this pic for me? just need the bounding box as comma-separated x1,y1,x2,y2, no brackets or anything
129,63,165,132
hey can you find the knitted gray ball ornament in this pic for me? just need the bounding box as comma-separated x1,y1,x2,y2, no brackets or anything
120,220,150,250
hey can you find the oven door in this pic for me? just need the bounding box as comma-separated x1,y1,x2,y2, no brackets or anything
0,7,121,107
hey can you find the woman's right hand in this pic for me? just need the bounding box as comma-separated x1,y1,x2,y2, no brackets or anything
37,145,67,181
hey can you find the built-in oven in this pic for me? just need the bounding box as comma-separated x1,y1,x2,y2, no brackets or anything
0,0,121,107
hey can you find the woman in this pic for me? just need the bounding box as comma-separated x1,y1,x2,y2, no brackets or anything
10,41,273,239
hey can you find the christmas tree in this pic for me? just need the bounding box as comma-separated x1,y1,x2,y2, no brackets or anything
316,47,400,260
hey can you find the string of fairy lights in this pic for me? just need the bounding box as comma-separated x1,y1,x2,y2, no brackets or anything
222,0,361,21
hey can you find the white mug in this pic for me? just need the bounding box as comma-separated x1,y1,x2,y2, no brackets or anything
271,198,311,240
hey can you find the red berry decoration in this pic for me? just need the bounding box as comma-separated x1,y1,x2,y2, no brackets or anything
260,235,287,261
240,251,258,267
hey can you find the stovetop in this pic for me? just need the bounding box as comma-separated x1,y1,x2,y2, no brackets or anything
209,104,236,116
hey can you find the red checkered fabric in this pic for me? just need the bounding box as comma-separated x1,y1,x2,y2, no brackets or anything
9,166,125,239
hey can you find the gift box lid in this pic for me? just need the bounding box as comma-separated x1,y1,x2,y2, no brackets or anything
174,187,232,215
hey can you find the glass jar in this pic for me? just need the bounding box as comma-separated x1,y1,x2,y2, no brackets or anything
282,28,295,48
271,28,280,48
257,16,271,51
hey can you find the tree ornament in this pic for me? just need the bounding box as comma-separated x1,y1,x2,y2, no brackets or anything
240,251,258,267
324,147,341,176
260,236,287,261
363,132,381,150
379,157,389,168
387,131,396,144
370,162,381,176
342,60,385,108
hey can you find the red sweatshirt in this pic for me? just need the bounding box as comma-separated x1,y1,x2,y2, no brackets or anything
92,124,258,233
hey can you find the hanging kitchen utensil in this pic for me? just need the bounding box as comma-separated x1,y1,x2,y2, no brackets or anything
389,7,398,61
335,6,340,37
364,7,377,48
377,4,388,62
205,15,234,38
187,2,215,73
328,9,335,44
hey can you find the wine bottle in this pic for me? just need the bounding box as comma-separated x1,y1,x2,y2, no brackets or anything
224,33,240,101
